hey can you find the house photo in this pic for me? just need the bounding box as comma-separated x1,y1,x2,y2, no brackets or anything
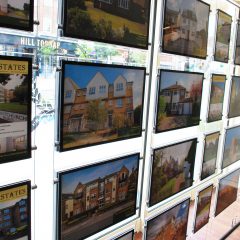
59,154,139,240
61,62,145,150
156,70,203,132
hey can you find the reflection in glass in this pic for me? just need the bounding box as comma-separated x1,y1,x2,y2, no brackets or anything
229,77,240,118
149,139,197,206
162,0,210,58
215,169,240,216
194,185,213,233
201,133,219,180
222,126,240,169
208,75,226,122
116,231,134,240
156,70,203,132
146,199,190,240
214,11,232,63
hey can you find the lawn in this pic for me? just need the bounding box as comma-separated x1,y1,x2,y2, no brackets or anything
0,103,28,114
157,178,176,201
85,1,147,36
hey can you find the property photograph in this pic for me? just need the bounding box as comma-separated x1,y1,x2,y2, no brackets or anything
235,22,240,65
222,126,240,169
59,154,139,240
201,132,220,180
0,57,31,162
215,169,240,216
63,0,151,48
163,0,210,58
116,231,134,240
214,11,232,62
208,75,226,122
61,61,145,151
194,185,213,233
0,0,32,30
229,76,240,118
0,181,30,240
156,70,203,132
146,199,190,240
150,139,197,206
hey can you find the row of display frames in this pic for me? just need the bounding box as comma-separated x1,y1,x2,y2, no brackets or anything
1,0,240,63
0,152,239,240
1,53,240,163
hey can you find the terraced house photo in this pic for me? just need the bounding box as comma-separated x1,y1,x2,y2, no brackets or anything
0,57,31,163
0,0,32,30
61,62,145,151
59,154,139,240
63,0,151,48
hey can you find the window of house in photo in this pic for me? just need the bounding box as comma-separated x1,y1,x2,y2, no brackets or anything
89,87,96,95
116,98,123,107
99,85,106,93
116,83,124,92
65,90,72,98
118,0,129,9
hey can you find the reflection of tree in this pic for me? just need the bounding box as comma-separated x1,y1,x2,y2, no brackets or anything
158,96,167,122
67,0,86,10
190,82,202,117
86,100,107,131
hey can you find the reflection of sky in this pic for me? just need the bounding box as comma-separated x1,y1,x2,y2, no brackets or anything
62,155,138,193
147,200,189,239
64,64,144,107
160,71,202,91
156,141,193,166
8,0,29,10
166,0,209,31
225,127,240,148
212,81,225,91
219,169,240,190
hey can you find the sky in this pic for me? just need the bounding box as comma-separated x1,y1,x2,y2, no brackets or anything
155,140,194,166
64,64,145,108
232,77,240,96
166,0,209,31
212,81,225,91
8,0,29,10
62,155,139,194
147,199,189,239
0,196,27,209
160,71,203,91
2,74,25,90
225,126,240,148
219,169,240,189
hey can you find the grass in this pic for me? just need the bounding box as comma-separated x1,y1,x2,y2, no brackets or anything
157,178,176,200
85,1,147,35
0,103,27,114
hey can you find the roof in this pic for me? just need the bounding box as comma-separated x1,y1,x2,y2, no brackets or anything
162,83,186,91
66,77,79,90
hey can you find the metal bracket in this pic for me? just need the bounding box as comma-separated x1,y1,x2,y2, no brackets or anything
54,179,59,184
31,146,37,151
33,20,40,25
31,184,37,190
56,67,62,72
55,141,60,147
58,24,63,29
32,64,39,71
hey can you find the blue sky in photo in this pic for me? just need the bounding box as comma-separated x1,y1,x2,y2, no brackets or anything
225,126,240,148
161,71,203,91
232,77,240,96
64,64,142,88
219,169,240,189
213,81,225,91
62,155,139,194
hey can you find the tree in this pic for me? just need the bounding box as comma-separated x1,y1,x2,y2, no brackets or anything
86,100,107,131
13,76,28,104
134,105,142,125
